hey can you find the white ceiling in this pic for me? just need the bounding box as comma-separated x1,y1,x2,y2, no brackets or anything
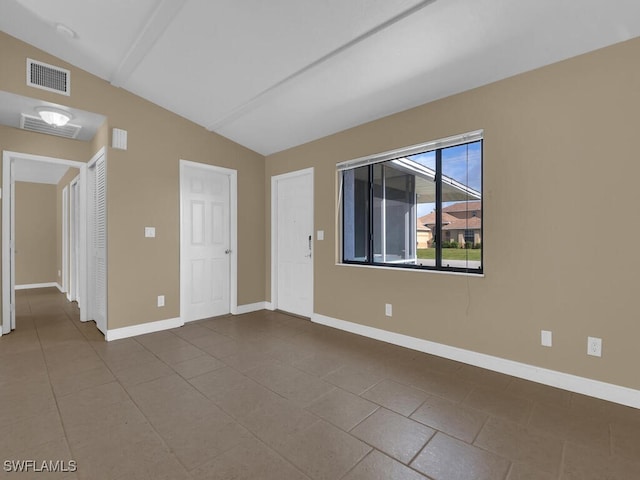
0,90,106,141
1,0,639,155
13,158,71,185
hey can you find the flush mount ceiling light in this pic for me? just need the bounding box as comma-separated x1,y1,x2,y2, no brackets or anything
36,107,72,127
55,23,77,39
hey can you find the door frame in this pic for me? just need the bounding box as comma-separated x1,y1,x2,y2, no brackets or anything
2,151,89,335
179,159,238,321
69,175,80,302
62,184,69,296
270,167,314,315
86,147,107,333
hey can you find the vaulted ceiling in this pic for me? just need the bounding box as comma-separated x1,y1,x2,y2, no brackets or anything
1,0,639,155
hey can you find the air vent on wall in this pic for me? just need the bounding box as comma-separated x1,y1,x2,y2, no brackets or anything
20,114,81,139
26,58,70,96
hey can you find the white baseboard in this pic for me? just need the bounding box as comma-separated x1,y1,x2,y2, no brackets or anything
311,313,640,409
56,283,64,293
235,302,268,315
105,317,183,342
15,282,58,290
264,302,275,311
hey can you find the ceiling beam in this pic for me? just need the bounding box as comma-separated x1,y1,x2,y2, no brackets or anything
206,0,438,132
110,0,187,88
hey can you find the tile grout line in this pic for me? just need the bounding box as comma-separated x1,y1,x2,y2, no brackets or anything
470,413,491,445
406,428,437,466
80,330,197,477
347,405,382,433
30,297,81,477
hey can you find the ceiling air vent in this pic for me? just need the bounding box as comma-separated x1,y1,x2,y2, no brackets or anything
26,58,71,96
20,114,81,139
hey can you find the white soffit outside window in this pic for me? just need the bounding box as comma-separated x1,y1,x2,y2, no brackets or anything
337,129,483,171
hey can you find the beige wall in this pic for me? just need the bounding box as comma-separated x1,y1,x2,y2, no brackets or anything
0,32,266,330
3,28,639,393
266,37,640,391
15,182,57,285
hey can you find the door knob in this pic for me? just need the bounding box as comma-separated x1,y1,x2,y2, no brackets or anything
225,249,231,254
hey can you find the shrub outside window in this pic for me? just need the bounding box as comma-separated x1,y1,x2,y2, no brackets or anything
339,131,483,274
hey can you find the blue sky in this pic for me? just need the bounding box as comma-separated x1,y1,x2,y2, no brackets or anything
412,141,482,217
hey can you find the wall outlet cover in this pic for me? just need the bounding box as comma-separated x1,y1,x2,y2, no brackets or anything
587,336,602,357
541,330,552,347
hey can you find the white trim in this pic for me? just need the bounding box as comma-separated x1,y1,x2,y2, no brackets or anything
179,159,238,320
311,313,640,409
62,184,69,297
110,1,188,87
105,317,183,342
15,282,58,290
270,167,314,316
86,148,108,332
264,302,275,311
2,151,89,335
336,262,485,278
55,283,63,293
69,175,80,303
235,302,268,315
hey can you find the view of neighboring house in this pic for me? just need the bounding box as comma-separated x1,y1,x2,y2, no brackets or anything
418,201,482,247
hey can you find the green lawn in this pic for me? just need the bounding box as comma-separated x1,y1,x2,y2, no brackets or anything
418,248,481,261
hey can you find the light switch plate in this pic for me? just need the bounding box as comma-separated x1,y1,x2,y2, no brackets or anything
541,330,552,347
317,230,324,241
157,295,165,307
145,227,156,238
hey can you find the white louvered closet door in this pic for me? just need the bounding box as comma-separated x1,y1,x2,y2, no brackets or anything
91,154,107,333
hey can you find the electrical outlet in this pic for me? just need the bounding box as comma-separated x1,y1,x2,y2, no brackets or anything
587,336,602,357
157,295,165,307
385,303,392,317
541,330,552,347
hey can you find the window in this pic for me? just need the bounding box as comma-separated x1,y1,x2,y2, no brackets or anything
339,131,482,274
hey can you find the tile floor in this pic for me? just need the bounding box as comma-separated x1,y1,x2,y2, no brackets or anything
1,287,639,479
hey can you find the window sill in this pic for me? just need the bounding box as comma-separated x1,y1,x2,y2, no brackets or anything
336,262,485,278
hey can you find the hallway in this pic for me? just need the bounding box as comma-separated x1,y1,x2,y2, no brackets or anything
0,288,639,479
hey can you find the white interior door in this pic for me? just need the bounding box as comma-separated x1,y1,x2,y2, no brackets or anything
89,154,107,333
181,163,231,322
273,169,313,317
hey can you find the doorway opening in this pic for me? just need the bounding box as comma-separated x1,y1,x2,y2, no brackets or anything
2,151,88,335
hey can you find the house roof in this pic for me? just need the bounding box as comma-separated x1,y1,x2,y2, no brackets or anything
442,201,482,214
419,211,482,231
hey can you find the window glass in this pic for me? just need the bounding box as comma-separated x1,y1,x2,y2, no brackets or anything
440,141,482,269
343,166,369,262
341,135,482,273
